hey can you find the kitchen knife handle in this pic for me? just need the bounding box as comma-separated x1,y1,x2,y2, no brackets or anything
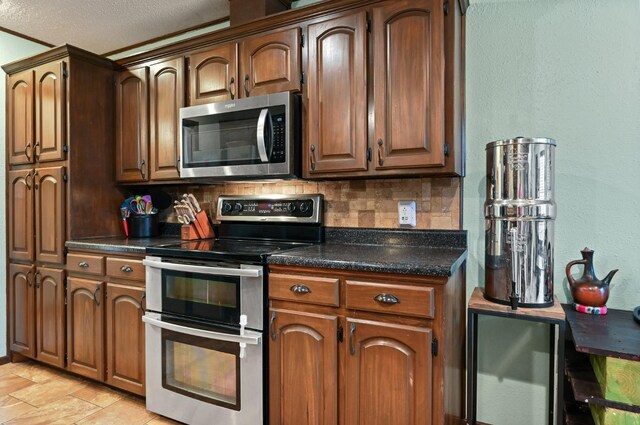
373,293,399,305
93,286,100,306
349,322,356,355
310,144,316,171
229,77,235,99
377,138,384,166
290,284,312,295
270,311,277,341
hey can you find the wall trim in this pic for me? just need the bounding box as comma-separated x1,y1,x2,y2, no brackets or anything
0,26,54,48
0,355,11,366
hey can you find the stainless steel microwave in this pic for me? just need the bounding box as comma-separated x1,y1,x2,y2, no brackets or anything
179,91,300,179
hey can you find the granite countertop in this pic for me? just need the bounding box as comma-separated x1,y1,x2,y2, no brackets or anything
65,236,182,254
268,228,468,277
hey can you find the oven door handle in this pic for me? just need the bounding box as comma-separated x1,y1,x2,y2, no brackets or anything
142,259,262,277
142,315,262,345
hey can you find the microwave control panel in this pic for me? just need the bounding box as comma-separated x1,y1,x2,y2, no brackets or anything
217,195,323,223
270,114,286,163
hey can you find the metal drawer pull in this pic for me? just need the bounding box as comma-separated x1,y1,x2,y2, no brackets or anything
120,265,133,273
78,261,89,268
349,323,356,356
270,311,277,341
93,286,100,306
290,284,312,294
244,74,250,97
374,293,399,305
377,138,385,166
25,143,31,160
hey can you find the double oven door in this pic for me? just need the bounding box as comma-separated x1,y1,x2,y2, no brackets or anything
142,257,265,425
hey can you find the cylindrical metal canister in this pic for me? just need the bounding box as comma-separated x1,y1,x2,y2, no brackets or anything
484,137,556,308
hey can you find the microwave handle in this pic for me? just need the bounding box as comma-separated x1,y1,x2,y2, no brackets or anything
142,314,261,345
256,108,272,163
142,258,262,277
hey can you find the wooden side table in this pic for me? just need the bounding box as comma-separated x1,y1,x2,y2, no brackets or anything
466,287,566,425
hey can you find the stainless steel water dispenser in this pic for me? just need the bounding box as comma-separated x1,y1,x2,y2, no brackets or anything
484,137,556,308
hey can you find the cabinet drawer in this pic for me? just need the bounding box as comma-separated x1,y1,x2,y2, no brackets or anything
106,257,145,282
67,253,105,276
269,273,339,307
345,280,434,318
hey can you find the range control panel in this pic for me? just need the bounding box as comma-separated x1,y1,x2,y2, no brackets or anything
217,194,323,224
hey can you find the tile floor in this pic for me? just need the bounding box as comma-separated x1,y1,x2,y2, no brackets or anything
0,360,182,424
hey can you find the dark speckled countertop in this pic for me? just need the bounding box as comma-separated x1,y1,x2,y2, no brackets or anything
65,236,182,254
268,228,467,277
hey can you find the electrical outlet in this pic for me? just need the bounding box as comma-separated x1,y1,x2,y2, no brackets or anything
398,201,416,227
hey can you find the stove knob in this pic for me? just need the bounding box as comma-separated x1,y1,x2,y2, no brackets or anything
222,202,233,214
233,203,244,213
287,203,297,213
299,202,310,213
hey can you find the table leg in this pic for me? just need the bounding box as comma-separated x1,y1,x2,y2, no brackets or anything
549,324,556,425
556,321,566,425
467,310,478,424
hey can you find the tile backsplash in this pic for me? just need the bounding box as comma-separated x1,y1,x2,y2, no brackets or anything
166,177,461,230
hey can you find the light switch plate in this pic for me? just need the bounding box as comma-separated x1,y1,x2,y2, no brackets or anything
398,201,416,227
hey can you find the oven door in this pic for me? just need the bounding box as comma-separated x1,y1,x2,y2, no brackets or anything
143,312,263,425
143,257,263,330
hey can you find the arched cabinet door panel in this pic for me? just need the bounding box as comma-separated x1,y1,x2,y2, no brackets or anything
34,166,66,265
8,169,34,262
7,69,35,165
189,44,238,105
36,267,66,368
9,263,36,358
35,61,66,163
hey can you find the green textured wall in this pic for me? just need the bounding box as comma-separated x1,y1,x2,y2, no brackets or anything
465,0,640,423
0,32,49,357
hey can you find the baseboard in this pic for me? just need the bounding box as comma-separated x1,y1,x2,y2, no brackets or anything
0,355,11,366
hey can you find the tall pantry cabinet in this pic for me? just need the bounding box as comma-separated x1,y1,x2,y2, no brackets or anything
4,45,122,367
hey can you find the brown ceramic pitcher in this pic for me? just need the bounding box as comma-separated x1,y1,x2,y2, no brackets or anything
565,247,618,306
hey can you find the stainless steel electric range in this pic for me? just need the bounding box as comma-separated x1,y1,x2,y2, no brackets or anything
142,194,323,425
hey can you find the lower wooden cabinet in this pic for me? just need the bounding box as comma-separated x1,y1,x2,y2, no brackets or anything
269,309,339,425
105,283,146,395
66,277,105,381
9,263,35,358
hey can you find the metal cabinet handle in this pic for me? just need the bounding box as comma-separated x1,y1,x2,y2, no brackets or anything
93,286,100,306
270,311,277,341
78,261,89,268
26,270,32,287
34,271,41,289
25,171,33,190
139,159,146,179
120,265,133,273
140,292,146,312
310,144,316,171
377,138,384,166
34,141,40,161
25,143,32,161
229,77,235,99
349,322,356,355
374,293,400,305
32,170,39,190
244,74,250,97
290,284,312,294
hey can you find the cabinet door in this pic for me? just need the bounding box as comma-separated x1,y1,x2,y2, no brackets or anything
149,58,184,180
35,267,66,368
372,0,445,170
106,283,145,396
7,69,34,165
239,28,301,97
306,13,368,176
8,169,34,262
189,44,238,105
269,309,338,425
116,68,148,182
9,264,35,358
34,61,66,163
67,277,104,380
345,318,433,425
34,166,66,265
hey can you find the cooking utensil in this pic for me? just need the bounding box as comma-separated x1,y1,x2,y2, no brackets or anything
187,193,201,212
120,204,130,237
185,194,214,238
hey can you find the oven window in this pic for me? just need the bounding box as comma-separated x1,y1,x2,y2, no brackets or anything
162,329,241,410
162,270,240,324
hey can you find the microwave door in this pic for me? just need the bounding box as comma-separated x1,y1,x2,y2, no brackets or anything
256,108,273,163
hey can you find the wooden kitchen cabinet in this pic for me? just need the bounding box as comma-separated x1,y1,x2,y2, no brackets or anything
115,67,149,182
105,282,146,396
7,69,34,165
9,263,35,358
8,169,34,262
345,318,433,425
269,265,465,425
34,61,66,163
35,267,66,368
189,43,238,105
66,276,105,381
34,166,66,265
269,308,339,425
239,27,302,97
306,12,368,175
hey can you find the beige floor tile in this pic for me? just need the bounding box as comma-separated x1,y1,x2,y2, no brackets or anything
0,395,37,423
77,397,158,425
146,415,184,424
10,374,87,407
0,375,36,397
4,395,100,425
8,361,58,383
70,382,126,408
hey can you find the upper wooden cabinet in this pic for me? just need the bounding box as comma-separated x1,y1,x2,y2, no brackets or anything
372,0,444,170
149,58,183,180
115,67,149,182
306,12,368,175
8,169,34,262
34,61,66,163
34,166,66,265
189,43,238,105
239,27,302,97
7,70,34,165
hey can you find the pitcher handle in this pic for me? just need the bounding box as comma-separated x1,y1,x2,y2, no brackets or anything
565,259,588,287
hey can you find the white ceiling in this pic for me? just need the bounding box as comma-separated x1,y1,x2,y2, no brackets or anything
0,0,230,54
